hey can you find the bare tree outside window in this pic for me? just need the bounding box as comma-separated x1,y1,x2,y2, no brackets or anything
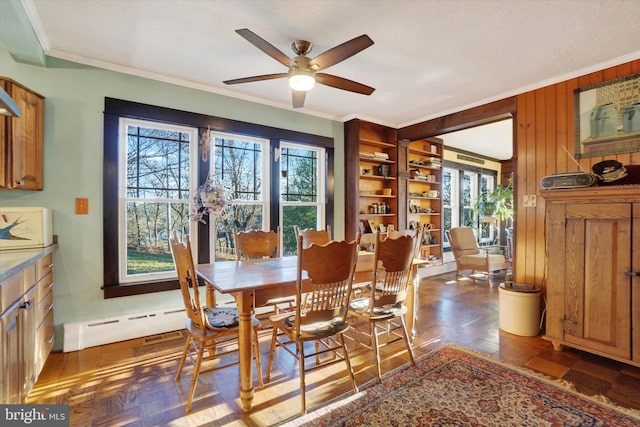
121,121,193,280
213,137,266,259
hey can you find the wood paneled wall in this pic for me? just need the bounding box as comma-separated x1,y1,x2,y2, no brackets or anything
397,59,639,288
514,59,640,287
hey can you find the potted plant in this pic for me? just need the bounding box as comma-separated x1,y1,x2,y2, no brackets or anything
470,181,514,245
472,182,513,224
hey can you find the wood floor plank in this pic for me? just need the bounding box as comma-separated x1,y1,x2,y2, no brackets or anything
27,271,640,426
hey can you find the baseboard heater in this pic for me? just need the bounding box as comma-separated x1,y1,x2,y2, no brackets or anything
63,307,186,352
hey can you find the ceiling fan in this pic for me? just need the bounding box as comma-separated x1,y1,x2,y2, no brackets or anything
223,29,375,108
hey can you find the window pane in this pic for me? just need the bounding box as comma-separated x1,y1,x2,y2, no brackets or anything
214,138,262,201
215,204,265,261
125,201,189,275
281,147,318,202
282,205,319,255
126,126,190,199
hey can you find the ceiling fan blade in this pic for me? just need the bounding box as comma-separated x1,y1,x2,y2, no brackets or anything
310,34,374,70
235,28,291,67
223,73,288,85
292,90,306,108
315,73,375,95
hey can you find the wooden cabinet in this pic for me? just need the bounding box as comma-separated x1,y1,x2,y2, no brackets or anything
406,138,443,262
345,119,398,243
0,77,45,190
541,186,640,366
0,252,54,403
34,254,55,375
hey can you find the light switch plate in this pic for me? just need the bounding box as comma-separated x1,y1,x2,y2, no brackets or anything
76,198,89,214
523,195,536,208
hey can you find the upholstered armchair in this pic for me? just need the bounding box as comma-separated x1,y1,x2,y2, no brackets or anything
446,226,508,284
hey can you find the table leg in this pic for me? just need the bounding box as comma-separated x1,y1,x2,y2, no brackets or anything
236,290,255,412
205,281,217,307
405,265,419,342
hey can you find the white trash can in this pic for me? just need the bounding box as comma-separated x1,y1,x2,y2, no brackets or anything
498,283,541,336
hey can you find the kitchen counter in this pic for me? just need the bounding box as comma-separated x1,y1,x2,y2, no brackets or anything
0,244,57,282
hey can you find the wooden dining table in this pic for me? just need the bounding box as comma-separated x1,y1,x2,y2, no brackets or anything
196,252,427,412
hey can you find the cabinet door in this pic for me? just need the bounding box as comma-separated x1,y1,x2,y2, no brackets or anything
1,304,22,404
563,203,631,359
7,83,44,190
633,203,640,364
0,81,7,188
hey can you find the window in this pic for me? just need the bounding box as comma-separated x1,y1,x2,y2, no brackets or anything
442,168,457,242
279,142,326,255
211,132,269,260
103,98,334,298
442,160,497,249
118,119,197,283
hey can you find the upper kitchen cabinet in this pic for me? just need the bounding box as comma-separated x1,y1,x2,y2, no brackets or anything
0,77,45,190
345,119,398,242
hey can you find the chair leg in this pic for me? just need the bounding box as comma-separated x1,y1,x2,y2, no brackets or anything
340,333,359,394
399,316,416,366
185,340,207,413
252,326,264,388
298,341,307,414
371,322,383,383
266,326,279,381
175,336,191,381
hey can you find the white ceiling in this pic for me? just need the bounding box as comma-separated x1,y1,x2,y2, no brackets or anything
18,0,640,159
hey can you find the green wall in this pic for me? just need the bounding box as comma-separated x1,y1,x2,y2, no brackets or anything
0,47,345,349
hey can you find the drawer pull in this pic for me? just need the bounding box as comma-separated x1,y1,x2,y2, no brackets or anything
625,269,640,277
47,334,55,344
48,303,54,311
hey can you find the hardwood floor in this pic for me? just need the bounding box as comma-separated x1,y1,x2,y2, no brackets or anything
28,271,640,426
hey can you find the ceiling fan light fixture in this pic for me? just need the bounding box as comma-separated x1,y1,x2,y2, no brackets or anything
288,69,315,92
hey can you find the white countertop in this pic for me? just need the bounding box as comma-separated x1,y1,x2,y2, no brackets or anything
0,245,57,282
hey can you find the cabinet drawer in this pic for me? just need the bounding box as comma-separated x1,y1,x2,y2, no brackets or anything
36,254,53,281
0,266,28,313
35,271,53,304
35,286,53,328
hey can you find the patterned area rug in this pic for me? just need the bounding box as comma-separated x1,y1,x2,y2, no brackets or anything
282,344,640,426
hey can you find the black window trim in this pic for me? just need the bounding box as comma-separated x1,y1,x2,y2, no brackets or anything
103,97,334,298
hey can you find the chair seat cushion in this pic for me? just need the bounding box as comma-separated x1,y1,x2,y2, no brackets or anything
204,307,240,328
349,298,406,317
282,314,347,336
349,297,370,313
459,253,506,267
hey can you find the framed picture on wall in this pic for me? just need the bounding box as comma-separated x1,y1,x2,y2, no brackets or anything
574,72,640,158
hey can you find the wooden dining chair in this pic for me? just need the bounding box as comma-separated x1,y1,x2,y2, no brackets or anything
233,226,281,260
293,225,332,248
446,226,508,284
169,231,263,413
348,229,421,382
233,226,296,319
266,235,360,414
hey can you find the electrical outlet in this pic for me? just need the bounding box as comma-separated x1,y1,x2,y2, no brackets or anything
76,198,89,214
523,195,536,208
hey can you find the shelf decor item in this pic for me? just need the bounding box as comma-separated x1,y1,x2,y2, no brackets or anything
191,176,231,223
574,72,640,158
